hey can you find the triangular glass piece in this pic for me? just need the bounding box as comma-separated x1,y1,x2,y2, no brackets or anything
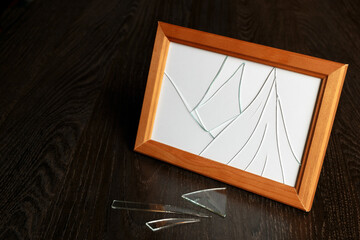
146,218,200,231
182,187,227,217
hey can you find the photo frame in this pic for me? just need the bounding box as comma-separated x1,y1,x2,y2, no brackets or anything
134,22,348,211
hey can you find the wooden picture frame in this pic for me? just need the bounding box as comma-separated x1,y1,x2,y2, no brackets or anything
134,22,348,211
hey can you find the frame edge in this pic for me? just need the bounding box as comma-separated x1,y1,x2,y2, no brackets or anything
134,23,170,150
298,64,348,211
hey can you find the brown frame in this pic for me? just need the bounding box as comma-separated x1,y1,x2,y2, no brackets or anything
134,22,348,211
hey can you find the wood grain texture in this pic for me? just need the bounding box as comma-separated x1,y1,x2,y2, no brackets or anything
0,0,359,239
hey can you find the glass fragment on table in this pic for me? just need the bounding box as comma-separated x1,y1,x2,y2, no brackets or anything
146,218,200,231
182,187,227,217
111,200,210,218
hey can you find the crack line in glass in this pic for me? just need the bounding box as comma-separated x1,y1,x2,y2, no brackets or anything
244,124,268,171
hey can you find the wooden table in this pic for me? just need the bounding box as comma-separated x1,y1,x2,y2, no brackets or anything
0,0,359,239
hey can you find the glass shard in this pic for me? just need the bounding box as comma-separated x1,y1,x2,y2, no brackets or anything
181,187,227,217
146,218,200,231
195,63,245,131
111,200,209,218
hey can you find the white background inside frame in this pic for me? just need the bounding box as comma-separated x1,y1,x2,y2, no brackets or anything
151,42,321,187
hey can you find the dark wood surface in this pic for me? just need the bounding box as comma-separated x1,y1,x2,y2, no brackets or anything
0,0,359,239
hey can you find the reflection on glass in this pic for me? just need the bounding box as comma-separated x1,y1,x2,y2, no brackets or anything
182,187,227,217
146,218,200,231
